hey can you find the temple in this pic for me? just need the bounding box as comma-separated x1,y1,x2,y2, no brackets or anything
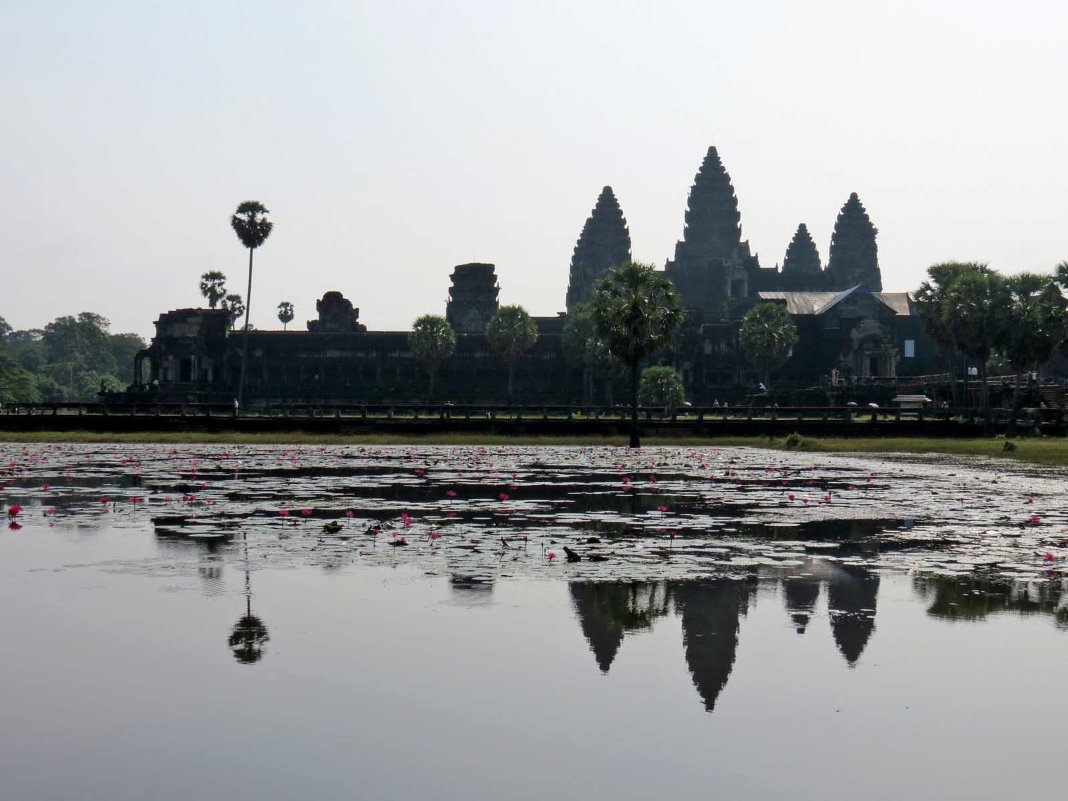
133,145,939,404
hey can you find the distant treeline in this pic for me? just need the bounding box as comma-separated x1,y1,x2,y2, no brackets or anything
0,313,146,403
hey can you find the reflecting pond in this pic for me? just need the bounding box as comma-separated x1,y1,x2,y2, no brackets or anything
1,444,1065,799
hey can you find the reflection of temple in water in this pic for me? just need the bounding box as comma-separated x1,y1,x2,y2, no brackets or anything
783,575,820,634
672,579,751,713
827,565,880,667
569,582,670,672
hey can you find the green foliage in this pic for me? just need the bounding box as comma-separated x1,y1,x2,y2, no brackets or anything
409,315,457,370
1002,273,1066,372
940,268,1009,365
638,366,685,410
739,302,798,383
785,432,806,449
222,294,245,329
590,262,683,367
230,202,273,251
199,271,227,309
562,303,624,377
0,313,145,401
487,305,538,361
277,301,295,330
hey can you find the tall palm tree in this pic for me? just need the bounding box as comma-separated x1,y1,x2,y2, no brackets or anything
409,314,457,402
221,294,244,331
486,305,538,402
277,301,294,330
738,301,798,388
199,270,227,309
231,201,273,408
590,262,683,447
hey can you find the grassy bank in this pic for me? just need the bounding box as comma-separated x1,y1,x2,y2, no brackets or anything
1,430,1066,466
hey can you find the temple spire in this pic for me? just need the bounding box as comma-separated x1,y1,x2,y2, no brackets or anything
565,186,632,310
781,223,822,277
826,192,881,291
675,146,742,263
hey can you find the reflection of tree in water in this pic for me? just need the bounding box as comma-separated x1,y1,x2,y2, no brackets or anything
783,575,820,634
827,565,879,667
914,575,1068,629
671,578,750,713
569,582,669,673
229,533,269,664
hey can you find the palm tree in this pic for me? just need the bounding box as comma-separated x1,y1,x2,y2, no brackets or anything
1001,273,1067,435
231,201,273,408
199,271,227,309
738,302,798,389
229,532,270,664
940,267,1010,435
221,294,244,330
277,301,294,330
914,262,981,406
486,305,538,402
590,261,683,447
562,302,626,405
409,314,457,401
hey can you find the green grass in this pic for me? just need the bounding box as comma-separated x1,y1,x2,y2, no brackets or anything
1,430,1066,465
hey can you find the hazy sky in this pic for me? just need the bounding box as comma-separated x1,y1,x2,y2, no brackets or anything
3,0,1067,338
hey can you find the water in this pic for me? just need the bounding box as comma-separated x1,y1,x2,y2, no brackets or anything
1,444,1065,799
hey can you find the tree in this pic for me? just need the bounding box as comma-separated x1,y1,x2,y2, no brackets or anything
738,302,798,388
562,303,625,405
486,305,538,402
940,267,1010,435
408,314,456,401
1001,273,1067,435
0,349,41,403
590,261,683,447
914,262,982,407
639,365,685,412
231,201,273,407
199,271,227,309
277,301,294,330
222,294,245,331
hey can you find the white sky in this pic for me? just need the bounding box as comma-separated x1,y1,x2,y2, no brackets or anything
3,0,1067,338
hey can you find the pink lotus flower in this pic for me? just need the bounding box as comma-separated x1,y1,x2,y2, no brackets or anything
1030,514,1041,525
100,496,111,505
429,532,441,543
130,496,143,503
345,509,354,518
301,508,313,516
278,509,290,517
498,493,509,502
788,493,795,501
41,483,51,490
1043,552,1057,562
446,490,457,498
657,506,668,513
546,551,557,561
7,504,23,518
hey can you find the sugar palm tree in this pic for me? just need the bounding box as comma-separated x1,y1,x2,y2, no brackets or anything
590,261,683,447
409,314,457,401
231,201,273,407
221,294,244,330
738,302,798,388
486,305,538,402
199,271,227,309
277,301,294,330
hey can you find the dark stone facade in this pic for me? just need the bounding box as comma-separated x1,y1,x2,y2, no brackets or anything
135,146,935,405
446,264,499,334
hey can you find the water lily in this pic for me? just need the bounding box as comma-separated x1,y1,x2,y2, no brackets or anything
7,504,23,517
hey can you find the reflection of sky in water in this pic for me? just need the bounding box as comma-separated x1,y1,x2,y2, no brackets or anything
2,444,1067,798
1,516,1066,800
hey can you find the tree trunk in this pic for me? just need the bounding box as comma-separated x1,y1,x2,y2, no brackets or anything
629,361,640,448
237,247,253,409
507,361,515,404
1007,371,1023,438
979,360,991,436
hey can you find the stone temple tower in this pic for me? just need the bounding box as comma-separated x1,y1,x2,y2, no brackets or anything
565,186,632,310
446,263,500,333
825,193,881,291
665,146,758,316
